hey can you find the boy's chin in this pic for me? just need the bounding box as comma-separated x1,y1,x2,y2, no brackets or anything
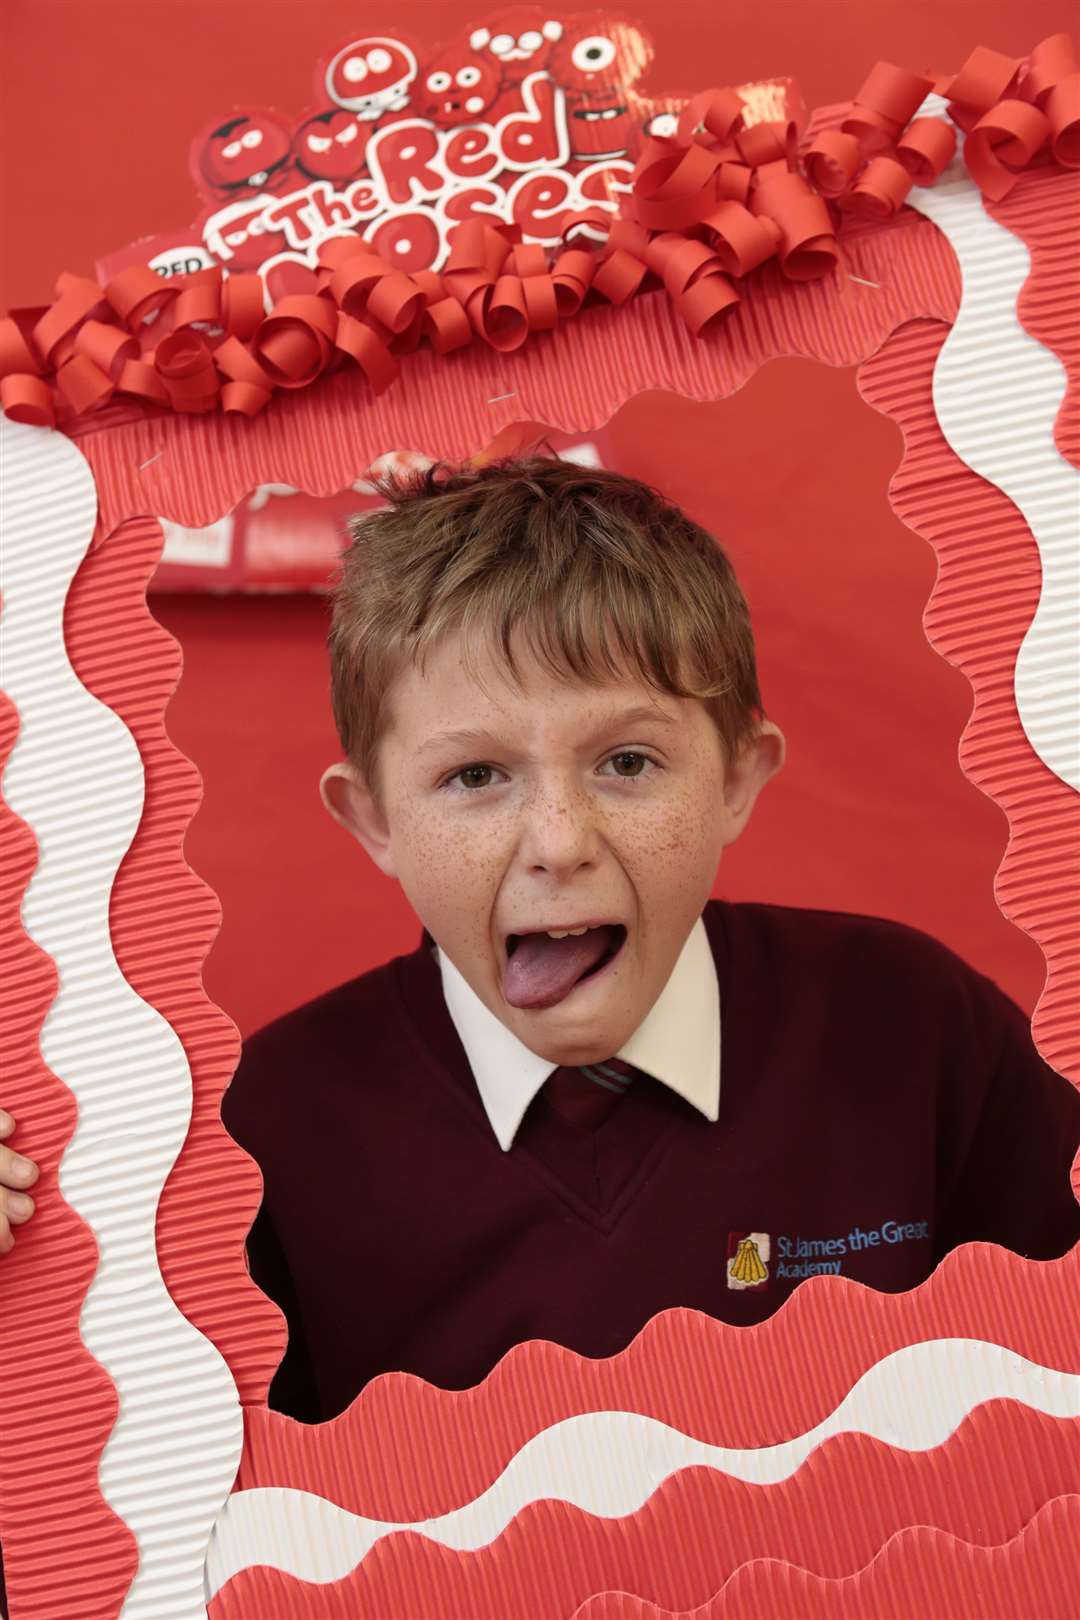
503,994,636,1068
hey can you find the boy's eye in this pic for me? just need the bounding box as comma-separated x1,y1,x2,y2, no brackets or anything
442,752,658,792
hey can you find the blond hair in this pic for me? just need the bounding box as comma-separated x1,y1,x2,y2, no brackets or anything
329,455,764,803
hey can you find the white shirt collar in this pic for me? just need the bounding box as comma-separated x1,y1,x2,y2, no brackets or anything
435,917,720,1150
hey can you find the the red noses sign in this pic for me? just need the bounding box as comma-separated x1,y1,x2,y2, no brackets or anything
96,11,793,299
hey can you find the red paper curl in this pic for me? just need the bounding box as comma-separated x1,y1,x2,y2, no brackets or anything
221,274,266,341
750,168,838,281
699,202,781,277
0,374,55,427
801,130,862,197
56,353,115,414
334,313,398,393
842,61,936,154
965,100,1052,201
675,87,746,151
940,44,1024,122
154,329,221,412
253,295,336,388
842,155,916,220
895,117,958,184
105,265,176,331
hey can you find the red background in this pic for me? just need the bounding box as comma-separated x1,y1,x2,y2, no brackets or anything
2,0,1069,1037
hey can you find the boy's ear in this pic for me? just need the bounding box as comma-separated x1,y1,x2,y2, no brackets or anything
319,762,398,879
720,720,785,847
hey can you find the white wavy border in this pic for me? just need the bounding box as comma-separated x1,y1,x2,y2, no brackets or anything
204,1337,1079,1594
905,94,1080,791
0,415,242,1618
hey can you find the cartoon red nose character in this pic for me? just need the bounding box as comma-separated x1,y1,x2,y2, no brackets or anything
469,10,563,86
294,108,371,183
549,18,651,160
325,37,418,121
415,44,502,127
197,111,295,199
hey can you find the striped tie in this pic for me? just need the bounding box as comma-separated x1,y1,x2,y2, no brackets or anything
544,1055,638,1129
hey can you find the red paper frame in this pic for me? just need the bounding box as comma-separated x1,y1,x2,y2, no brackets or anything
0,158,1077,1619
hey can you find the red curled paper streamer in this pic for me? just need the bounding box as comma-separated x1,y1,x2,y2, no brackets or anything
421,298,472,354
442,220,513,308
55,354,115,415
700,201,781,277
506,244,558,333
842,155,916,219
221,380,273,417
153,329,221,413
630,138,720,231
965,100,1052,201
1022,33,1077,106
328,250,424,335
213,335,274,415
481,276,530,352
550,248,595,317
1019,32,1080,165
591,247,648,306
644,233,738,335
115,360,170,407
32,277,108,367
676,87,746,150
0,314,43,378
895,117,958,184
801,130,862,197
416,278,472,354
252,295,336,387
73,320,138,379
171,267,225,334
941,44,1024,120
221,274,266,341
105,265,175,331
0,374,54,427
716,162,753,204
751,169,838,280
334,312,398,393
735,120,796,170
1046,73,1080,166
842,62,936,154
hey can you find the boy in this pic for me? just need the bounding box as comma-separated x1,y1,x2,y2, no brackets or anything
3,457,1079,1430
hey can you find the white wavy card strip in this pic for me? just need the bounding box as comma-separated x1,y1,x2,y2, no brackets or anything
1,416,242,1618
205,1337,1079,1595
905,94,1080,791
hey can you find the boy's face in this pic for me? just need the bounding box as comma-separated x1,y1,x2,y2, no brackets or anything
322,627,783,1067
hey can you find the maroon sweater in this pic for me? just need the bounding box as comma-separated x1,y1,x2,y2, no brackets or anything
221,901,1080,1421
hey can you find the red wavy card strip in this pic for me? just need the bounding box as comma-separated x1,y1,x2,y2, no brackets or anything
70,202,960,539
0,689,137,1616
569,1493,1080,1620
209,1404,1079,1618
234,1253,1079,1524
62,514,286,1403
857,318,1079,1088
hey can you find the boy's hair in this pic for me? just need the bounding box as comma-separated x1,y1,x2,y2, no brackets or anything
329,455,764,804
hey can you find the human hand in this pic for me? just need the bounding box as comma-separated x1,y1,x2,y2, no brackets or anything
0,1110,39,1254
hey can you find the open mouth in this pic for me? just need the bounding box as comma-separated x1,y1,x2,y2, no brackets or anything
503,922,628,1010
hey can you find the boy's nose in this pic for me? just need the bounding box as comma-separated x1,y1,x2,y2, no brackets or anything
518,787,602,874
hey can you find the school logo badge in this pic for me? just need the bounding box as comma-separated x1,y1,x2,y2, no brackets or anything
727,1230,770,1290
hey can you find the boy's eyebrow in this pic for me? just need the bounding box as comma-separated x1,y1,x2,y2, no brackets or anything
417,704,681,758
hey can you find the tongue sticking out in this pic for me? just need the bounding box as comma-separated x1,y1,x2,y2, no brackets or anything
503,925,622,1010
